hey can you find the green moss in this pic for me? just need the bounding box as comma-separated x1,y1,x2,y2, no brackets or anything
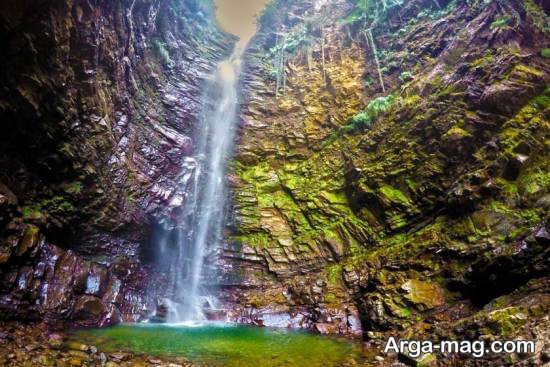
324,292,338,303
233,232,272,248
442,125,471,140
379,185,412,206
490,15,511,29
495,177,519,201
518,168,550,195
487,201,541,238
399,307,411,318
405,179,419,192
325,264,343,286
151,38,174,68
64,181,83,195
401,279,445,309
21,195,75,222
400,94,422,108
523,0,550,33
532,86,550,109
22,205,42,220
511,64,544,80
45,196,75,213
541,48,550,58
487,307,528,337
434,83,457,98
387,212,408,230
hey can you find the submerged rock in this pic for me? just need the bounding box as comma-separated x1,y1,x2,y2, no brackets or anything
0,321,196,366
149,303,169,323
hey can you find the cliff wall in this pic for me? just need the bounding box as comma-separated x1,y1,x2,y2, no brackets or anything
223,0,549,363
0,0,234,326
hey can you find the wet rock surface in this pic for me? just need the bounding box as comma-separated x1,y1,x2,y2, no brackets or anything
0,321,195,367
220,0,550,363
0,0,549,365
0,0,233,326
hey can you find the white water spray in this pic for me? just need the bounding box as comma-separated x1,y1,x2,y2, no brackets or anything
157,49,242,323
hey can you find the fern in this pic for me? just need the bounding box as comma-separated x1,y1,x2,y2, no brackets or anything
342,94,396,132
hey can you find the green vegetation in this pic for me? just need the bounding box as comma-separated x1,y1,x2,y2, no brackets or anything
341,94,395,132
340,0,426,92
398,71,413,82
379,185,412,206
151,39,174,68
523,0,550,33
490,15,511,29
21,195,75,221
340,0,404,27
400,307,411,318
258,0,281,27
326,264,343,285
267,12,329,95
268,25,314,56
416,0,457,19
233,232,271,248
532,86,550,109
22,206,42,221
64,181,83,195
542,48,550,58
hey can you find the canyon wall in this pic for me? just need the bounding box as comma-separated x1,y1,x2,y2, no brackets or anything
0,0,548,364
0,0,233,326
222,0,549,363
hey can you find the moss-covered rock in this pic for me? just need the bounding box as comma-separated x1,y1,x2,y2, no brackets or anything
224,1,550,363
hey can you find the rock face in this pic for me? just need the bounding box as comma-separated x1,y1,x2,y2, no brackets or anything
1,0,549,365
0,0,233,325
222,0,549,363
0,321,195,366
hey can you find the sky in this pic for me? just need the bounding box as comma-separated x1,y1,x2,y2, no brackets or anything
213,0,270,49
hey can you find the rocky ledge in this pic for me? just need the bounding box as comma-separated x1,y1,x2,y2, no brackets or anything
0,322,195,367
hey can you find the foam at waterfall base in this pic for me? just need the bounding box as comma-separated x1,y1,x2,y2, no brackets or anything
140,320,235,328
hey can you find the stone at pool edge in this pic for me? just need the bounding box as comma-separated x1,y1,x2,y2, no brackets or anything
150,303,169,323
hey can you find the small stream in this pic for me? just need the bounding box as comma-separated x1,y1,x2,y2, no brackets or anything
70,323,372,367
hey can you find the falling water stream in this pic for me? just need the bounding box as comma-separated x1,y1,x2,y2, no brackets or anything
69,6,370,366
157,49,242,323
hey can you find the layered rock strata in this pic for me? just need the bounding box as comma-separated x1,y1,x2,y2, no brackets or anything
0,0,233,326
222,0,549,364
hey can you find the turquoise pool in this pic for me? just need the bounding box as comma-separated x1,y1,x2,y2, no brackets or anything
71,323,370,366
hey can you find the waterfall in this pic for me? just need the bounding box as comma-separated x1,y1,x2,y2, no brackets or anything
156,49,242,323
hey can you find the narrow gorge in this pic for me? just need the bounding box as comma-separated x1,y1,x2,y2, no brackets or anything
0,0,548,366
